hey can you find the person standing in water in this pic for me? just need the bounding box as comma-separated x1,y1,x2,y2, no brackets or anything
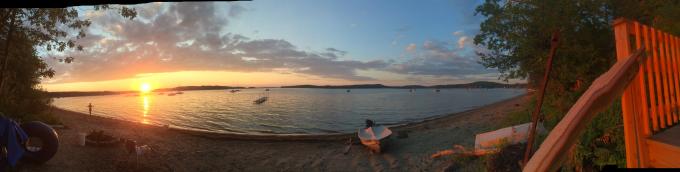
87,103,93,115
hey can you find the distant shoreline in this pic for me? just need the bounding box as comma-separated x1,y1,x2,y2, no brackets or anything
281,81,526,89
47,81,527,98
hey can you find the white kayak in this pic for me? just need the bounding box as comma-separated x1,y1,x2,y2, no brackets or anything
474,122,546,155
358,125,392,153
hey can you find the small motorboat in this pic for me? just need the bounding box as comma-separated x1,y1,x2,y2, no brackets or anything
230,89,240,93
254,96,268,104
265,88,270,91
346,89,351,93
358,120,392,153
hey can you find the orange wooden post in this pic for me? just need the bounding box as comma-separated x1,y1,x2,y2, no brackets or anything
675,36,680,124
668,33,680,124
631,22,651,167
677,36,680,124
661,30,674,127
644,25,660,132
651,28,667,129
668,32,674,126
613,18,643,168
634,22,651,136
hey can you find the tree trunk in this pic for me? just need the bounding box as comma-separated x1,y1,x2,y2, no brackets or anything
0,9,16,98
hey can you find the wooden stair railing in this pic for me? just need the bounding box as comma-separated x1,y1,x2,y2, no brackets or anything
612,18,680,168
522,48,646,172
524,18,680,171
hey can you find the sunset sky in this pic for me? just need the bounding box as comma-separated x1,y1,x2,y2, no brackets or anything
41,0,523,92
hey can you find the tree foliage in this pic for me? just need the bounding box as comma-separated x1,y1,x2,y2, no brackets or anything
0,7,135,121
475,0,679,87
474,0,679,169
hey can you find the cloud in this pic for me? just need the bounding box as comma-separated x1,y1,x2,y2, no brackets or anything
45,2,387,83
457,36,469,48
388,40,496,77
452,31,463,36
228,3,246,17
44,2,499,85
325,48,347,56
404,43,417,52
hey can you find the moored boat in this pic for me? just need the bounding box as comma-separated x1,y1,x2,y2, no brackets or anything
254,96,268,104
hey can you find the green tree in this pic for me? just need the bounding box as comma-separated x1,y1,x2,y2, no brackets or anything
0,7,136,121
474,0,679,169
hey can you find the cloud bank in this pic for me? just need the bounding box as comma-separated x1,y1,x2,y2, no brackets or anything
45,2,498,84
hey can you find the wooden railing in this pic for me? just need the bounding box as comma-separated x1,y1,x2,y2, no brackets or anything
523,18,680,171
522,48,645,172
612,18,680,168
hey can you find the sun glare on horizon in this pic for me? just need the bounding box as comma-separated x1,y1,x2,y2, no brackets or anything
140,83,152,93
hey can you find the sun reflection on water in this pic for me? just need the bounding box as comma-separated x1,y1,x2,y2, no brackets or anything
142,95,150,124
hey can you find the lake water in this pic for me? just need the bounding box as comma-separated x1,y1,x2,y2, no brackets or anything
52,88,525,134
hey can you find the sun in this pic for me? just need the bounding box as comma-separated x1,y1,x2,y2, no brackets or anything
140,83,152,94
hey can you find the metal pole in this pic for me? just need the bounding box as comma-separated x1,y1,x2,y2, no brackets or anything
523,30,560,165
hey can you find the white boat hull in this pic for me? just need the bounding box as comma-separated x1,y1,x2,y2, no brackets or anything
358,125,392,153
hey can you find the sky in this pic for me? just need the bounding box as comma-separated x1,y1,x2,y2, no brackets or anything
40,0,523,92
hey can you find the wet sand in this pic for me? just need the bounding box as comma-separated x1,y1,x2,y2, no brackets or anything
16,94,528,172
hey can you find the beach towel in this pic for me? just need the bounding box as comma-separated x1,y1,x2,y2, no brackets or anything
0,116,28,166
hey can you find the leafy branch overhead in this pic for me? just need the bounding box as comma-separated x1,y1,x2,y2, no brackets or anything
0,6,136,119
8,6,136,64
473,0,679,88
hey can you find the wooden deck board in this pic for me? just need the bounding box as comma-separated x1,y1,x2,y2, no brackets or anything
649,124,680,146
647,125,680,168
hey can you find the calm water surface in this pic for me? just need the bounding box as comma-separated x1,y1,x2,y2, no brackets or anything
52,88,524,134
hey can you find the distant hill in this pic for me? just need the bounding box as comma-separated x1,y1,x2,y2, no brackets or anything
281,81,526,89
154,85,245,92
431,81,527,88
47,91,136,98
48,85,246,98
281,84,389,89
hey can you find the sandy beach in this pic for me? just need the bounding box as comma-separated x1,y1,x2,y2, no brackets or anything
16,94,528,172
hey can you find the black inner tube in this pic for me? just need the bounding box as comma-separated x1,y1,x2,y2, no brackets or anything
20,121,59,164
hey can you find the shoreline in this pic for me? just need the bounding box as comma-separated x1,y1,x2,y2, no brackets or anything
21,93,530,171
51,94,527,142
